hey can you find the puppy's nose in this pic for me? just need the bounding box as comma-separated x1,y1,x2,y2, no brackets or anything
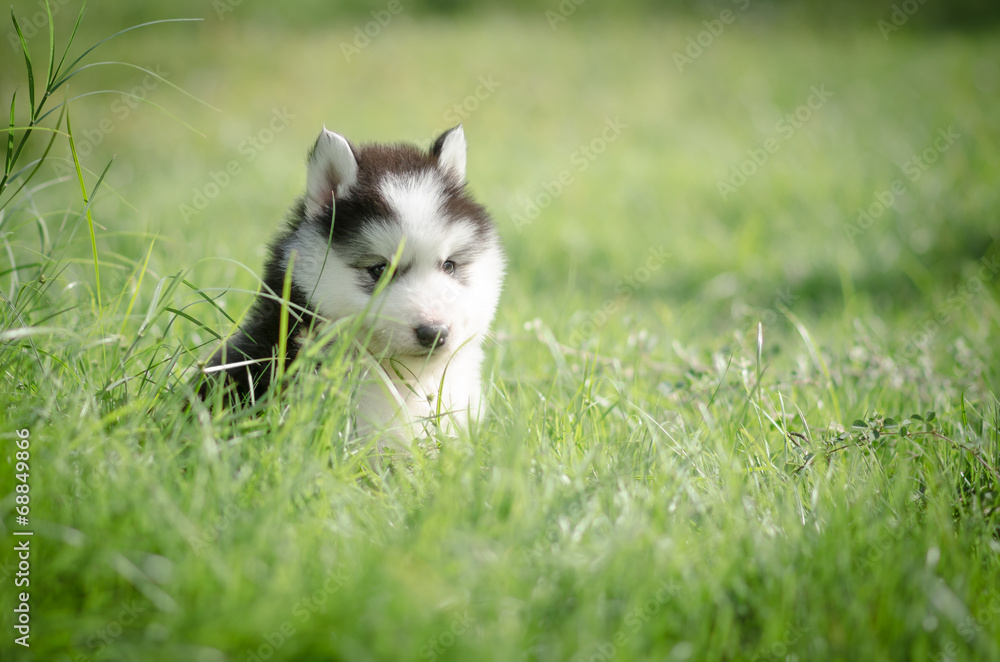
415,324,449,349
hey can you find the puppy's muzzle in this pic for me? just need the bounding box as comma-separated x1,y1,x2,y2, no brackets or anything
414,324,449,349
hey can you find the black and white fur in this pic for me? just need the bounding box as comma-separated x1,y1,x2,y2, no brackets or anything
201,125,504,438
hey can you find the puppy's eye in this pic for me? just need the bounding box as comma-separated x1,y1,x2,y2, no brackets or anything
368,263,388,280
442,260,456,275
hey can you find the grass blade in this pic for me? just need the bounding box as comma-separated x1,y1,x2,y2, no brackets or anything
52,3,86,87
71,62,222,112
36,90,207,136
66,109,110,312
11,11,36,115
52,18,204,91
0,109,67,212
782,305,842,425
164,307,222,341
118,238,157,337
276,251,296,384
3,92,14,183
181,279,237,325
44,0,55,88
0,325,69,342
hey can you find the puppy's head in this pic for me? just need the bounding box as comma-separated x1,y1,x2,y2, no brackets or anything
290,126,504,359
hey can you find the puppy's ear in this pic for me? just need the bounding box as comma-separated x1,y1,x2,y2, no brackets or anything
306,128,358,218
432,124,466,185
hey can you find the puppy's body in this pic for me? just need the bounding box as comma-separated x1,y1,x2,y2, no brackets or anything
202,126,504,438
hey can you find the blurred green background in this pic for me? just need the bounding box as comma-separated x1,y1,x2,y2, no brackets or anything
3,0,998,342
4,2,998,325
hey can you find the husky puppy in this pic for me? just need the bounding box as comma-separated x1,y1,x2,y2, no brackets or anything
201,125,504,438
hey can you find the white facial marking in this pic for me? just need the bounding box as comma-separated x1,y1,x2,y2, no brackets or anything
287,167,502,363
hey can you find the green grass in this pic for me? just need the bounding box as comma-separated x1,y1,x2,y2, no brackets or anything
2,4,999,661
